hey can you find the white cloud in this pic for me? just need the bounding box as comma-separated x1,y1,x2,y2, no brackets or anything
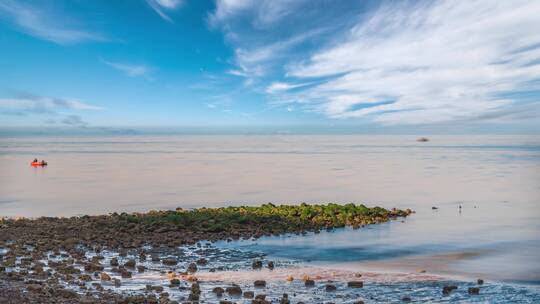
285,0,540,124
146,0,183,22
212,0,540,124
103,60,151,78
0,0,105,44
265,81,310,94
0,96,103,114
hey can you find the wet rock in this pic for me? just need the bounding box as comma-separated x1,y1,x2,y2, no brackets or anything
113,278,121,287
243,291,254,298
468,287,480,295
120,269,132,278
170,278,180,286
252,260,263,269
84,263,104,272
267,261,275,270
196,258,207,265
124,259,136,268
212,287,225,297
137,265,145,273
402,296,411,302
187,262,198,273
219,301,233,304
100,272,111,281
255,294,266,300
304,279,315,287
325,284,337,292
442,285,457,295
280,293,290,304
110,257,119,266
254,280,266,287
162,258,177,266
347,281,363,288
226,285,243,296
354,301,365,304
477,279,484,285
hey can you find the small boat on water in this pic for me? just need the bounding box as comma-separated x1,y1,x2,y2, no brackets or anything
31,161,47,167
417,137,429,142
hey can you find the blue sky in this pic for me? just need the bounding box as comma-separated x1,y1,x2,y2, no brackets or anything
0,0,539,133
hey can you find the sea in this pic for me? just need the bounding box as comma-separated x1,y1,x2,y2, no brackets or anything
1,134,539,301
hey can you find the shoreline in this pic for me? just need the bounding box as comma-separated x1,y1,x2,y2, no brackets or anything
1,203,538,303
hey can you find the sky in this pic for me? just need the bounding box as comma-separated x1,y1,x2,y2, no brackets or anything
0,0,539,134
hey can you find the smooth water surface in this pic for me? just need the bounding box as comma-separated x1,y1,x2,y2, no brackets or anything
1,135,539,285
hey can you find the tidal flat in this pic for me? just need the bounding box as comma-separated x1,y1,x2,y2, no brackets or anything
1,203,539,303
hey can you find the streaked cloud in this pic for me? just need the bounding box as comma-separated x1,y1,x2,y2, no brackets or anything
0,96,102,114
146,0,183,22
0,0,105,44
103,60,151,78
212,0,540,124
0,95,101,126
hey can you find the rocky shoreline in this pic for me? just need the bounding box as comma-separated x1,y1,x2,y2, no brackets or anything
1,202,515,303
0,203,414,303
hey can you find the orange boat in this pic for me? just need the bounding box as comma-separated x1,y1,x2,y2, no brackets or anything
31,162,47,167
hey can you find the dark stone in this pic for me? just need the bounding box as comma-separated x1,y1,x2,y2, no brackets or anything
252,260,263,269
254,280,266,287
325,284,337,292
468,287,480,295
347,281,363,288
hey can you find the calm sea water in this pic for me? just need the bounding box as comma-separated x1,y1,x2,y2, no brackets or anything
1,135,539,285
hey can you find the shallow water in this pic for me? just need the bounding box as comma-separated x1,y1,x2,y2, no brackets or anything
1,134,539,288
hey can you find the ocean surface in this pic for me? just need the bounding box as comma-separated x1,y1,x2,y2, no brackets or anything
1,134,539,288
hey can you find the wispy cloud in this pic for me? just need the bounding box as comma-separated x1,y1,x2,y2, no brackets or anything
103,60,151,78
146,0,183,22
0,95,102,126
212,0,540,124
0,0,105,44
265,81,310,94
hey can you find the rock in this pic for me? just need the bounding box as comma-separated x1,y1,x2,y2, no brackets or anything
477,279,484,285
212,287,225,297
280,293,290,304
219,301,233,304
124,259,136,268
114,278,121,287
84,263,104,272
442,285,457,295
402,296,412,302
100,272,111,281
243,291,254,298
347,281,363,288
267,261,275,270
120,269,132,278
187,262,198,273
304,279,315,287
137,265,145,273
254,280,266,287
286,275,294,282
354,301,365,304
468,287,480,295
196,258,207,265
170,278,180,286
432,206,438,210
226,285,243,296
252,260,263,269
162,258,177,266
325,284,337,292
110,258,119,266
